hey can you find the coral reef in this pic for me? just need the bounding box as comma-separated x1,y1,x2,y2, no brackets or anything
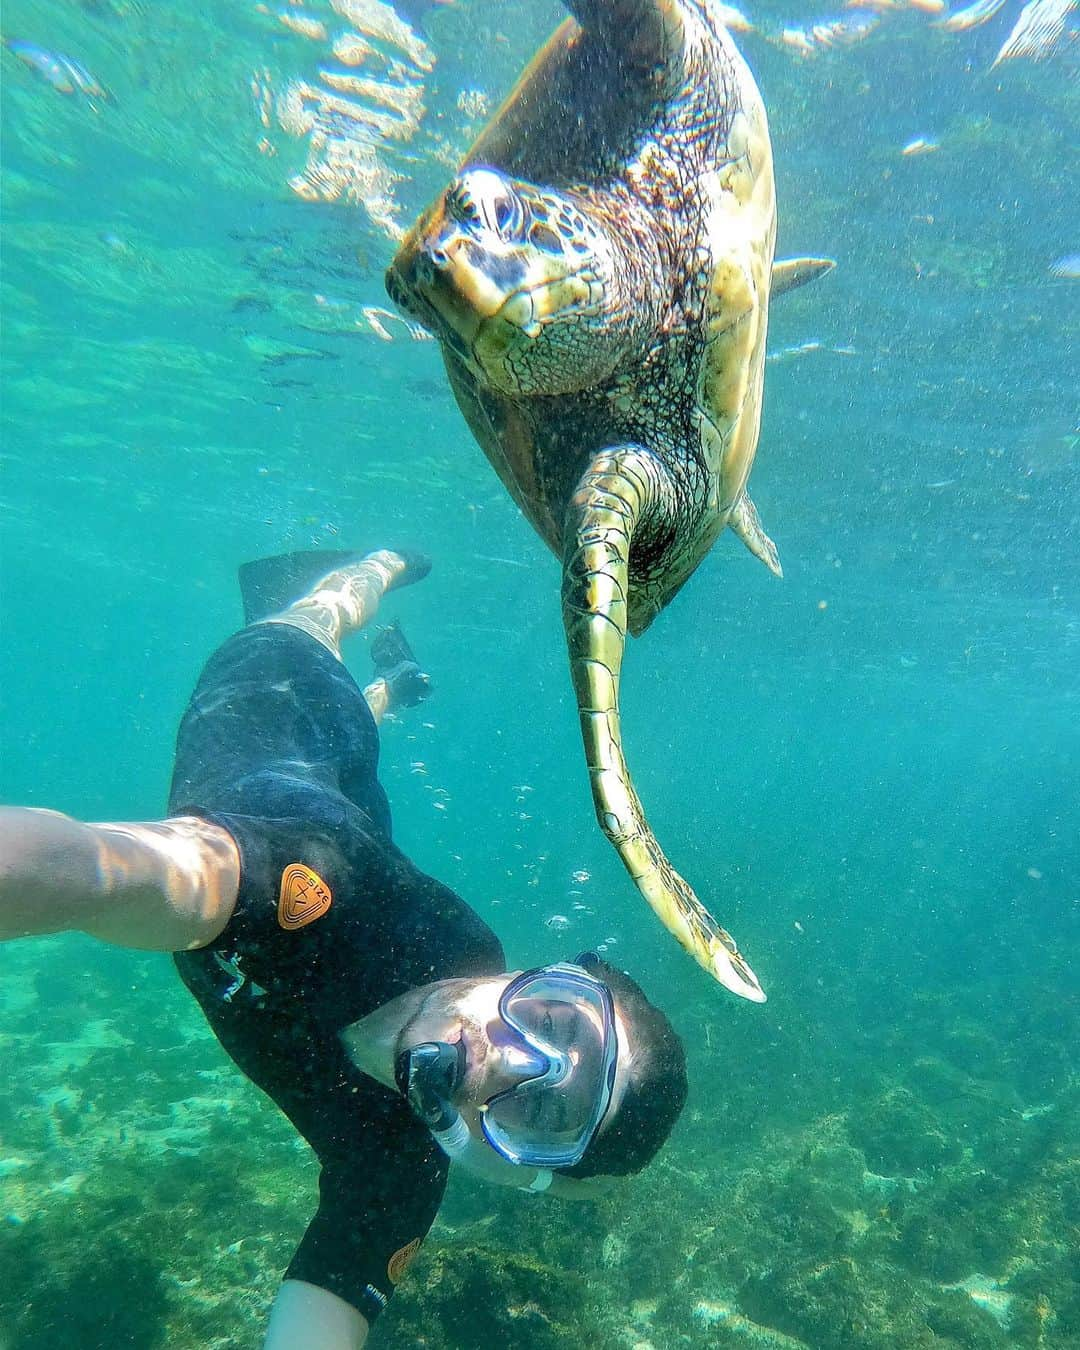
2,921,1075,1350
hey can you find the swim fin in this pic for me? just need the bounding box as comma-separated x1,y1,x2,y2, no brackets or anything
238,550,366,625
371,619,417,674
371,620,431,707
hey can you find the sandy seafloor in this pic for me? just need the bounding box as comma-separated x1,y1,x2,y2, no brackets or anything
1,0,1078,1345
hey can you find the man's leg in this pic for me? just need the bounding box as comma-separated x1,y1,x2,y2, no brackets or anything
262,550,432,724
266,549,428,659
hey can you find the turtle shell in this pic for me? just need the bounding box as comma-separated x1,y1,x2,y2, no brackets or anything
409,1,777,614
464,2,774,589
466,3,687,183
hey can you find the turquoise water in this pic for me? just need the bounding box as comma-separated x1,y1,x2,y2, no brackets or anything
1,1,1077,1346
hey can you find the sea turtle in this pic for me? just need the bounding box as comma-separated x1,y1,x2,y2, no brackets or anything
386,0,832,1001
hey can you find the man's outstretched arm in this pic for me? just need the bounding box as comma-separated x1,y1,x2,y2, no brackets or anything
0,806,240,951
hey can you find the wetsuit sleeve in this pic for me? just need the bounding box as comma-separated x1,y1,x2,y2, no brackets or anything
178,946,450,1325
285,1081,450,1321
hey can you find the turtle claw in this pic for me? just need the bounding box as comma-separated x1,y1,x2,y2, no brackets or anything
710,943,767,1003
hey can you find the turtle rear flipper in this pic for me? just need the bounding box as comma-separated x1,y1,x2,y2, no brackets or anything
730,492,783,577
771,256,835,298
562,446,766,1002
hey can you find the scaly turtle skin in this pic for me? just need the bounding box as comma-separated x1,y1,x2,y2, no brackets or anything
386,0,831,1001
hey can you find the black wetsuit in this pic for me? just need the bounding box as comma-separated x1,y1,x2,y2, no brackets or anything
168,623,504,1322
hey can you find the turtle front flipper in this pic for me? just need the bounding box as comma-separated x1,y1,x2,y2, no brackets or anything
564,0,684,46
562,447,766,1002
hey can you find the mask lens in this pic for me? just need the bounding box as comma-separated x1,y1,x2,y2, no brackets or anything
481,965,617,1167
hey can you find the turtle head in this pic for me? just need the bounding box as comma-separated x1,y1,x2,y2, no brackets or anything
387,167,639,396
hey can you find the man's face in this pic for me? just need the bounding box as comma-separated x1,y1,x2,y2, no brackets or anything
396,974,634,1150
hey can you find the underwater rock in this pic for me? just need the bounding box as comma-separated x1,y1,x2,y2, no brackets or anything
895,1206,981,1283
382,1239,613,1350
739,1254,1008,1350
846,1086,963,1175
925,1285,1012,1346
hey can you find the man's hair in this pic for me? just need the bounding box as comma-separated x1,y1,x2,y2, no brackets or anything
561,959,688,1179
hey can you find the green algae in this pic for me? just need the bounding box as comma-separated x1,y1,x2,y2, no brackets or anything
847,1086,964,1176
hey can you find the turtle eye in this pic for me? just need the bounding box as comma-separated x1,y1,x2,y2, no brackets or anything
487,188,524,241
447,169,525,241
445,179,481,226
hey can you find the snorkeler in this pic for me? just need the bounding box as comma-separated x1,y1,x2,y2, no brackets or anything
0,548,688,1350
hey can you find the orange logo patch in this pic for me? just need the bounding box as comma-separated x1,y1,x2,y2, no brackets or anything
277,863,332,930
387,1237,422,1285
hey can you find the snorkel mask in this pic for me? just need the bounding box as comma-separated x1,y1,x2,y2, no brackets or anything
396,958,618,1171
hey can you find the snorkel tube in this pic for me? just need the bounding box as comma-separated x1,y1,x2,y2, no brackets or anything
395,1041,553,1192
395,1040,470,1150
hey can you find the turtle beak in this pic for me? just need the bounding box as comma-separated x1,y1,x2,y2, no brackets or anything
387,229,477,360
387,204,528,359
387,217,463,330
